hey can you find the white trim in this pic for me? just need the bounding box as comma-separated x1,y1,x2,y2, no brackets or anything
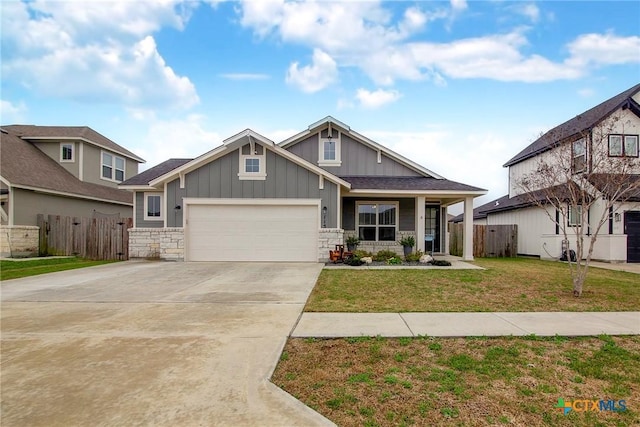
377,149,382,164
132,191,137,227
237,144,267,180
101,150,126,183
119,185,158,191
8,183,133,206
8,187,14,226
347,189,487,196
319,175,324,190
336,186,342,229
184,198,321,207
78,142,84,181
0,202,8,223
163,183,168,228
60,142,75,163
318,130,342,167
355,200,399,242
22,136,145,163
179,172,185,189
416,196,426,252
143,192,164,221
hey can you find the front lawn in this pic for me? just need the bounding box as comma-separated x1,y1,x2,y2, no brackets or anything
273,335,640,427
0,257,116,281
306,258,640,312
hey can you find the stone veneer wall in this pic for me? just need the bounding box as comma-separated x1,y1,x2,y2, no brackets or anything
0,225,39,257
343,230,416,255
128,228,184,261
318,228,344,262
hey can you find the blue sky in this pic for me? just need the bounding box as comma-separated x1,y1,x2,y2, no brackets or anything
2,0,639,211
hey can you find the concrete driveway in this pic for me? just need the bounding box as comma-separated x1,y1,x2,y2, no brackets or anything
1,261,332,427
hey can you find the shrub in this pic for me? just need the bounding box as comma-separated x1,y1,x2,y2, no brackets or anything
353,249,373,258
387,257,403,265
345,235,360,248
373,249,398,262
405,250,424,262
344,256,365,266
399,235,416,248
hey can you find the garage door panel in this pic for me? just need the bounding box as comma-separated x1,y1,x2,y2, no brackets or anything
186,203,318,262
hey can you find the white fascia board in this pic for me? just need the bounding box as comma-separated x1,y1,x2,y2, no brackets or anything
118,185,158,191
21,136,145,163
279,116,350,148
223,129,275,147
279,129,311,148
149,145,229,186
0,175,12,187
346,189,487,197
347,129,445,179
308,116,351,132
10,184,133,206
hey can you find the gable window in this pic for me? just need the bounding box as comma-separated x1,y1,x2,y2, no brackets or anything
144,193,163,221
568,205,582,227
572,138,587,174
60,143,74,162
318,129,341,166
357,202,398,241
608,134,639,157
238,142,266,180
102,152,125,182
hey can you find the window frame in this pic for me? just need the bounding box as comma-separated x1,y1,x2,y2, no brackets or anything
143,192,164,221
318,131,342,167
568,205,582,227
572,138,587,174
608,134,639,158
60,143,74,162
101,151,126,182
356,201,399,242
238,143,266,180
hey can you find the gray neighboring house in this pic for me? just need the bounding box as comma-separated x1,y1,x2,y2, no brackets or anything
1,125,144,256
120,117,486,262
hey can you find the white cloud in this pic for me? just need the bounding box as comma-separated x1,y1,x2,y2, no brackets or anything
450,0,468,12
0,99,27,123
219,73,270,81
577,88,595,98
1,0,199,109
355,88,402,109
286,49,338,93
566,33,640,68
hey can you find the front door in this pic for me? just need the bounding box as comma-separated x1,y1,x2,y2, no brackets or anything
425,205,441,253
626,211,640,263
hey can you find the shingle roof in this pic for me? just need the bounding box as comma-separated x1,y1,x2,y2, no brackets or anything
0,128,132,204
504,83,640,167
341,176,486,192
2,124,145,162
120,159,192,186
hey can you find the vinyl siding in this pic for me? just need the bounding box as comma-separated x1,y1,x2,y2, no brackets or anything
287,132,421,177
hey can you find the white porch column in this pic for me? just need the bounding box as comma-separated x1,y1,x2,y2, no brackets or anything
415,196,426,252
463,196,474,261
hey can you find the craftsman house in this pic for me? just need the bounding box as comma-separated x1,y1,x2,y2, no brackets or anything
120,117,486,262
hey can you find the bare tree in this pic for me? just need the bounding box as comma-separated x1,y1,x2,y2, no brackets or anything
516,112,640,296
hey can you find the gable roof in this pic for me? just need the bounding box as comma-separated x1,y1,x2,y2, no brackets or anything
145,128,351,189
279,116,445,179
0,128,132,205
2,124,145,163
120,159,192,188
504,83,640,167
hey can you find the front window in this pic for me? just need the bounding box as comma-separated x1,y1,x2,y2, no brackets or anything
609,134,639,157
144,193,163,221
572,138,587,173
357,202,397,241
568,205,582,227
323,140,336,161
102,152,125,182
245,158,260,173
60,143,74,162
318,130,341,166
238,143,266,180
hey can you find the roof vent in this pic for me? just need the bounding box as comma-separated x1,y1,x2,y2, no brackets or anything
495,201,500,206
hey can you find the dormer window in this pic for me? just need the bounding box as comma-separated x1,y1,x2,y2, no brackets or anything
238,142,266,180
318,125,341,166
60,143,74,162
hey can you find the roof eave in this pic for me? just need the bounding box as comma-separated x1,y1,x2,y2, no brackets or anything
20,136,146,163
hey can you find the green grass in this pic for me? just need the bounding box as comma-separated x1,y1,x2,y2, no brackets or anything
306,257,640,312
0,257,116,280
273,335,640,427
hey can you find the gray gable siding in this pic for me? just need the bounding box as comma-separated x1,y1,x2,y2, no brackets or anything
342,197,415,231
159,147,338,228
286,133,421,177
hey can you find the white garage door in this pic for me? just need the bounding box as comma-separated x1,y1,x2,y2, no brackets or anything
185,201,319,262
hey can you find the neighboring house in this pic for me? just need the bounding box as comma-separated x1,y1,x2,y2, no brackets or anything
120,117,486,262
1,125,144,256
455,83,640,262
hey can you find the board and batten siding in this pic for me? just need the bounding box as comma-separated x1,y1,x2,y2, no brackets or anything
160,148,338,228
342,197,416,231
287,133,421,177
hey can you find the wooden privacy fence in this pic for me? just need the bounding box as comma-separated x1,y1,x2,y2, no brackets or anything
450,224,518,258
37,214,133,260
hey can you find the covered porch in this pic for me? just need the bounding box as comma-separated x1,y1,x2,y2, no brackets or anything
338,176,486,261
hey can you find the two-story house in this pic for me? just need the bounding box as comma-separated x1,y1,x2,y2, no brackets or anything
458,83,640,263
1,125,145,256
120,117,486,262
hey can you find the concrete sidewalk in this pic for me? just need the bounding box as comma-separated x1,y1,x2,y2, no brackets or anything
292,312,640,338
